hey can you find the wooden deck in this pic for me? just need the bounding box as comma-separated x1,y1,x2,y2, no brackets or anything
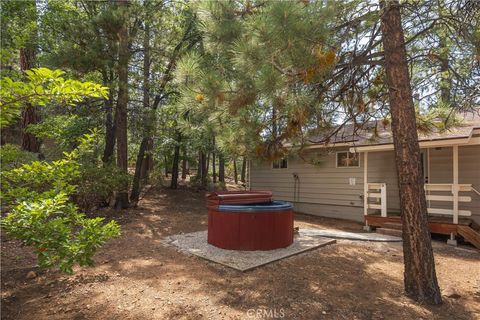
365,213,480,249
365,213,471,235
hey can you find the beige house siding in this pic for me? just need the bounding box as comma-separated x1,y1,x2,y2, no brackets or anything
250,148,365,222
367,151,400,212
250,145,480,223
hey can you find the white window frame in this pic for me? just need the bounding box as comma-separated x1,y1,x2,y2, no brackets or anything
272,157,288,169
335,151,360,168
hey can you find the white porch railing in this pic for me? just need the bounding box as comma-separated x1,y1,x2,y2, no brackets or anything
425,183,473,224
364,182,474,224
365,183,387,217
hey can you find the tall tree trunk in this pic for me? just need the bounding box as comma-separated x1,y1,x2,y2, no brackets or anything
139,20,153,181
206,153,210,178
233,157,238,184
197,151,202,180
130,137,149,205
181,148,187,180
200,151,207,188
20,47,41,153
114,0,130,209
130,20,152,202
240,156,247,183
438,37,451,106
380,0,441,304
272,106,277,140
212,152,216,183
218,154,225,183
212,137,216,183
164,155,169,177
140,138,153,180
170,132,181,189
102,89,116,163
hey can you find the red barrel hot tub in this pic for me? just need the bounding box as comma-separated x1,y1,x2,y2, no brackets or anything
207,191,294,251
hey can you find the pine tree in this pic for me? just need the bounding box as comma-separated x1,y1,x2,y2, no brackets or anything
380,0,442,304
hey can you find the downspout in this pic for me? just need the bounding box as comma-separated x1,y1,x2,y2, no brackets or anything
293,172,299,211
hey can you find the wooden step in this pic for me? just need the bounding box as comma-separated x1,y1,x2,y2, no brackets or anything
383,222,403,230
458,225,480,249
469,220,480,232
376,228,403,238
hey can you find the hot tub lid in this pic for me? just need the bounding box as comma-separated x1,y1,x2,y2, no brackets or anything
217,200,293,212
207,191,273,207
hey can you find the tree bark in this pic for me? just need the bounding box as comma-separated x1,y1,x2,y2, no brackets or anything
218,154,225,183
206,152,210,178
240,156,247,183
130,137,149,205
130,20,152,202
20,47,41,153
164,155,169,177
114,0,130,209
200,151,207,188
233,158,238,184
140,138,153,180
438,37,451,106
170,132,181,189
212,152,216,183
102,89,116,163
181,147,187,180
380,0,442,304
197,151,202,180
212,137,216,183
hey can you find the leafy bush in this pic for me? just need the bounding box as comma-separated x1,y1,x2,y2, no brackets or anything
74,163,129,211
0,68,108,127
146,163,165,188
71,131,129,211
2,193,120,273
189,173,211,189
0,144,38,170
26,114,96,150
1,132,121,273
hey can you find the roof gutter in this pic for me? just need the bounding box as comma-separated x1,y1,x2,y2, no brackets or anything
349,131,480,153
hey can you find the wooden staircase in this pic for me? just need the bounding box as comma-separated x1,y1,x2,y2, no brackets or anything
458,221,480,249
368,215,480,250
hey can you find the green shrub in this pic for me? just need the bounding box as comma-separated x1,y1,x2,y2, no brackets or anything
26,114,96,151
1,132,121,273
74,163,129,211
0,144,38,170
69,131,130,211
147,163,165,188
2,193,120,273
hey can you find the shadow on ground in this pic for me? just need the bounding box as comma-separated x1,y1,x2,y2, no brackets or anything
2,187,479,320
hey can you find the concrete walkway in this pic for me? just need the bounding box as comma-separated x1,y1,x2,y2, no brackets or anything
299,228,402,242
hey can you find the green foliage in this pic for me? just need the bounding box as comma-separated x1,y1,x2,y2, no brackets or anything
0,68,108,127
177,1,338,160
1,132,121,273
26,114,95,150
2,193,120,273
73,133,130,211
416,107,462,134
0,144,38,170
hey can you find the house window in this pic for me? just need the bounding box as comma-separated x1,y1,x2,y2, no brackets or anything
336,152,359,168
272,158,288,169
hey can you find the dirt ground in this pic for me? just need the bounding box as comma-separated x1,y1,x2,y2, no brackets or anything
1,187,480,320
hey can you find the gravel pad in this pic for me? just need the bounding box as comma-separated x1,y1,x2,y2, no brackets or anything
162,229,336,271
